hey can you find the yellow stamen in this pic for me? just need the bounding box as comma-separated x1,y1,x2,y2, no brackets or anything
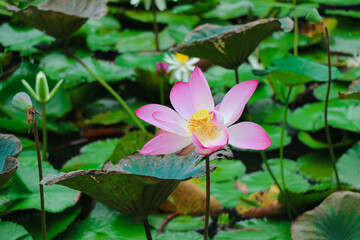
176,53,189,65
188,110,218,142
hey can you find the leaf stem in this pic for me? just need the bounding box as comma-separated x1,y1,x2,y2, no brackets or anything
234,67,239,85
292,0,298,56
143,217,153,240
32,112,47,240
279,86,293,218
204,155,210,240
260,151,282,191
324,26,341,190
41,102,47,161
63,47,147,133
152,1,160,51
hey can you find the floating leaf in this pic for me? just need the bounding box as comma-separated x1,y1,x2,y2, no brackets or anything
19,205,81,240
297,152,333,181
0,134,22,187
172,18,293,69
156,231,203,240
58,203,152,240
6,161,78,213
210,180,246,208
8,0,108,38
115,52,165,72
297,131,328,149
42,152,215,217
313,82,348,101
247,99,285,124
267,56,340,86
61,138,120,172
209,159,245,183
336,142,360,189
215,218,291,240
291,191,360,240
0,220,32,240
159,181,222,216
149,214,204,232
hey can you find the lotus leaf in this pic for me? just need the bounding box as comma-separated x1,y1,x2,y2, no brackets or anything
41,151,218,218
0,134,22,187
7,0,108,38
172,18,293,69
291,191,360,240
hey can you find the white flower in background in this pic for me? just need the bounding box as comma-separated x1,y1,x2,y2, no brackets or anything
164,53,200,83
130,0,168,11
346,54,360,68
248,55,264,70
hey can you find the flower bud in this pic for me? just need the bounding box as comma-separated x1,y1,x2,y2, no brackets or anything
35,71,49,102
156,62,169,75
306,8,322,24
12,92,32,112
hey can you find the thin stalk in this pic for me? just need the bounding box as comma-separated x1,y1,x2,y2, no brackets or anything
41,102,47,161
279,87,293,218
324,26,341,190
234,68,239,84
152,1,160,51
203,155,210,240
63,47,146,133
143,217,153,240
292,0,298,56
32,112,47,240
260,151,282,191
159,76,164,105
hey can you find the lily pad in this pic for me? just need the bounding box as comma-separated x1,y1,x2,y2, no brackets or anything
7,0,108,38
209,159,246,182
42,152,215,217
313,82,348,101
336,142,360,189
0,134,22,187
291,191,360,240
0,220,32,240
267,56,340,86
172,18,293,69
297,152,333,181
287,100,360,132
149,214,204,232
247,98,285,124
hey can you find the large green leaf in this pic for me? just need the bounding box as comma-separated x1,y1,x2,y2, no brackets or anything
19,205,80,240
208,159,245,183
215,218,291,240
287,100,360,132
6,161,78,213
292,191,360,239
172,18,293,69
297,152,333,181
149,214,204,232
0,220,32,240
115,52,165,72
8,0,108,38
0,134,22,187
156,231,203,240
42,152,215,217
210,180,246,208
247,99,285,124
61,138,120,172
313,82,348,101
58,203,152,239
0,23,54,51
267,56,340,86
336,142,360,189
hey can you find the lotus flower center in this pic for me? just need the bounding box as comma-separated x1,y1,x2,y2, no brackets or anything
176,53,189,65
188,110,218,140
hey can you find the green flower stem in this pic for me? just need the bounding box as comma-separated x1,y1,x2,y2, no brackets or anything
234,67,239,84
204,155,210,240
279,86,293,218
260,151,282,191
152,0,160,51
32,111,47,240
64,47,147,133
143,217,153,240
292,0,298,56
324,26,341,190
159,76,164,105
41,102,47,161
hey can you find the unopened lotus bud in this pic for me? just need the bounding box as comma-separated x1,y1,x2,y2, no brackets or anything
12,92,32,112
35,71,49,102
156,62,169,75
306,8,322,24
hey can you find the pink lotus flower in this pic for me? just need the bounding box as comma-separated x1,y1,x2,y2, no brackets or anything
136,66,272,155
